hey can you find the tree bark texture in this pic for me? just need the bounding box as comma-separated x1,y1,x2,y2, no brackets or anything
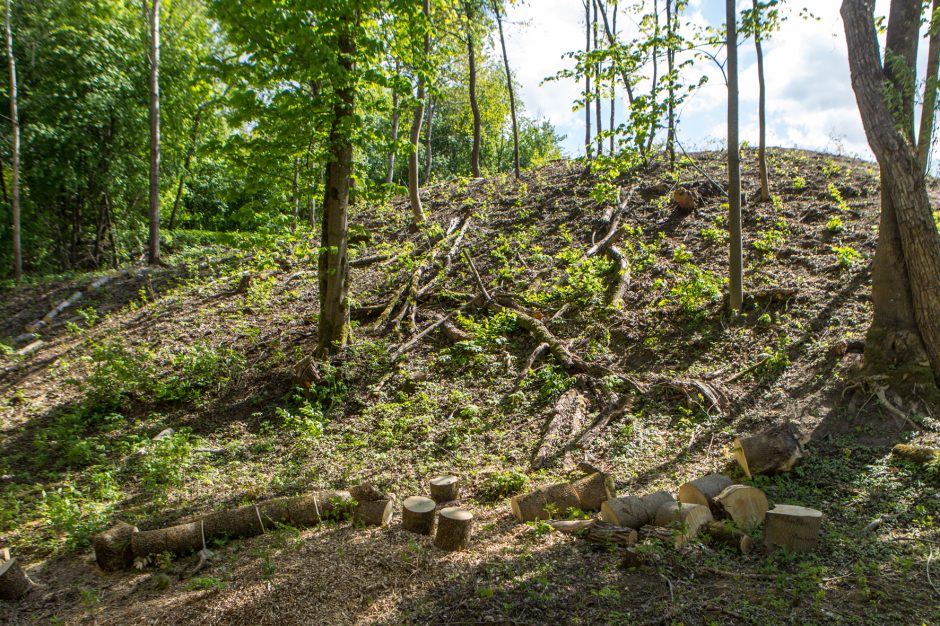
727,0,743,311
584,0,592,158
466,1,481,177
918,0,940,174
753,0,770,201
5,0,20,281
387,88,399,185
146,0,161,265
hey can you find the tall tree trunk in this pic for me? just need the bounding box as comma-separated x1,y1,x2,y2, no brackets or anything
584,0,592,159
610,3,617,157
593,0,602,157
170,107,202,230
666,0,675,170
753,0,770,201
644,0,660,157
597,0,635,108
727,0,743,312
291,156,300,225
425,96,434,183
5,0,20,280
409,0,430,225
386,88,400,185
843,0,940,391
466,1,482,177
317,30,356,356
104,192,118,269
146,0,161,265
917,0,940,174
492,0,520,179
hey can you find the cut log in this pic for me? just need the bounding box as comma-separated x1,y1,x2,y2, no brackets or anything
891,444,940,464
600,491,675,529
654,502,713,547
511,482,580,522
0,555,34,602
622,546,663,568
713,484,769,530
638,524,676,542
93,522,139,571
350,483,386,503
132,520,203,559
677,474,734,514
733,425,806,478
353,498,394,527
15,340,44,357
570,472,613,511
434,507,473,551
549,519,637,546
429,475,460,503
763,504,823,553
402,496,436,535
701,521,754,554
531,388,587,470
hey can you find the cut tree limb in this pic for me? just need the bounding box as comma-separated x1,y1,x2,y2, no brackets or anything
678,474,734,514
402,496,436,535
430,475,461,503
733,424,806,478
0,553,34,602
763,504,823,553
434,507,473,551
892,444,940,464
570,471,614,511
713,484,769,530
701,521,754,554
511,482,580,522
531,388,588,470
549,519,637,546
93,522,139,571
353,498,394,527
600,491,675,529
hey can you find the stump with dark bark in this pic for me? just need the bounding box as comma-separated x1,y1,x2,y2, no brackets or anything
763,504,823,553
93,522,139,571
434,507,473,551
678,474,734,514
402,496,436,535
0,551,34,602
429,475,460,503
511,482,580,521
714,484,769,530
733,424,806,478
600,491,675,529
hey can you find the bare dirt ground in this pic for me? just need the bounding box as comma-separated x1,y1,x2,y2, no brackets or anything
1,149,939,625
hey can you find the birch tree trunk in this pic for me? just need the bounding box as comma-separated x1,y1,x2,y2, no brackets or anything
409,0,430,225
584,0,591,159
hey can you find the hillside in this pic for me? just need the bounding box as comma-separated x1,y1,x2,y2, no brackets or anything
1,148,939,625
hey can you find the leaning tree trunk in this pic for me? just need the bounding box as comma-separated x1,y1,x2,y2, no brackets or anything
317,31,356,356
843,0,940,391
146,0,161,265
466,1,482,178
727,0,743,312
754,0,770,202
492,0,520,179
408,0,430,225
917,0,940,174
5,0,20,281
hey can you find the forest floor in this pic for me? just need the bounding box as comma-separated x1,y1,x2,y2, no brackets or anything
1,148,939,625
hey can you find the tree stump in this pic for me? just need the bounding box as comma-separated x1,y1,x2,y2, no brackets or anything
93,522,139,571
733,425,806,478
511,482,580,521
570,471,613,511
654,502,713,547
350,483,386,503
600,491,675,529
353,498,394,527
434,507,473,551
429,475,460,503
763,504,823,553
0,552,34,602
714,484,769,530
678,474,734,514
701,521,754,554
402,496,436,535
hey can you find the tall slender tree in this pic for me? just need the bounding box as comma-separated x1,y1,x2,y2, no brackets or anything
751,0,771,201
917,0,940,174
145,0,161,265
386,81,400,185
408,0,430,225
593,0,602,157
727,0,743,312
465,0,482,177
665,0,676,169
584,0,592,158
4,0,20,281
492,0,519,179
609,0,617,156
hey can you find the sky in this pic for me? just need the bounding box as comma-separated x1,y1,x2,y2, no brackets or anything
500,0,922,162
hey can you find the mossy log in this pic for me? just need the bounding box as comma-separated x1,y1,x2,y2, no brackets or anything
713,484,769,530
570,472,614,511
701,521,754,554
678,474,734,514
429,475,460,503
654,502,713,547
434,507,473,551
93,522,139,571
511,482,580,522
402,496,436,535
600,491,675,529
891,444,940,464
0,551,34,602
353,498,394,526
733,425,806,478
763,504,823,553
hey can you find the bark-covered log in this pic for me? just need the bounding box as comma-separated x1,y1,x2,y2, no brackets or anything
637,524,676,542
763,504,823,553
350,483,386,503
402,496,436,535
600,491,674,529
570,471,613,511
93,522,139,571
549,519,637,546
891,444,940,464
132,520,203,559
714,484,769,530
677,474,733,514
733,425,806,478
654,502,713,547
0,555,34,602
353,498,394,527
701,520,753,554
511,482,580,522
434,506,473,551
531,389,587,470
429,475,460,503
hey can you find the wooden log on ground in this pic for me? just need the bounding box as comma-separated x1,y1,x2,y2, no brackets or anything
0,552,34,602
531,389,588,470
638,524,676,542
549,519,637,546
352,498,394,527
600,491,675,529
402,496,436,535
132,520,203,558
570,472,613,511
701,521,754,554
654,502,713,547
763,504,823,553
93,522,139,571
733,425,806,478
714,484,769,530
429,475,460,503
258,490,352,526
350,483,386,503
891,444,940,464
511,482,580,522
14,340,44,357
434,507,473,551
678,474,734,514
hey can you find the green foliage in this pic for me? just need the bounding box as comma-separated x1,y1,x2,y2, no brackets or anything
137,430,197,492
828,184,850,212
523,361,575,402
480,470,529,501
40,472,121,548
826,216,844,233
667,265,724,320
792,176,807,190
833,245,862,269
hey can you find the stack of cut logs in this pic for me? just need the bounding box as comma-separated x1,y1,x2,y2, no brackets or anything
512,425,823,557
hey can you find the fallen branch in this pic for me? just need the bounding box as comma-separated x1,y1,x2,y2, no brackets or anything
531,388,588,470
